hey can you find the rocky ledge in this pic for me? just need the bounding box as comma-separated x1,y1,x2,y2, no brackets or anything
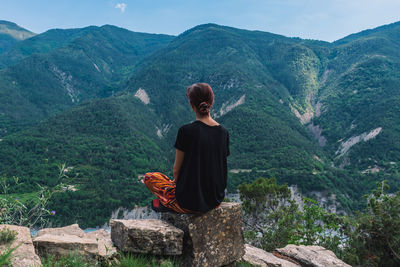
0,202,352,267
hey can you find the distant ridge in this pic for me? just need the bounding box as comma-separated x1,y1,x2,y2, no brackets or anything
0,20,35,53
334,20,400,44
0,20,35,40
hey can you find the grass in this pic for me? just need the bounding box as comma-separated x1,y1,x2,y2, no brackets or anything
116,254,180,267
237,261,257,267
40,253,182,267
39,252,257,266
0,227,17,245
41,253,93,267
0,192,39,202
0,245,20,267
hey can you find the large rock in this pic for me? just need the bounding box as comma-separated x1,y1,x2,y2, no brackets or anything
110,219,184,255
33,234,99,261
35,223,85,238
161,202,245,267
243,244,299,267
0,224,42,267
33,224,117,263
275,245,351,267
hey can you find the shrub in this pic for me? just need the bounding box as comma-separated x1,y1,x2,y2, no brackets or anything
0,164,68,228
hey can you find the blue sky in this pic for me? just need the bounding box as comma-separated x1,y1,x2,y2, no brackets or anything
1,0,399,42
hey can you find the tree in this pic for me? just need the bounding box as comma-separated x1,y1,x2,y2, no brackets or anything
239,177,347,256
239,177,299,251
347,181,400,266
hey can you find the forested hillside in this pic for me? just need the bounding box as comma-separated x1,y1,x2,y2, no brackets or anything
314,22,400,170
0,25,173,135
0,21,399,227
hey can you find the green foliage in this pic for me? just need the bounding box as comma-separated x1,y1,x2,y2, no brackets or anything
0,227,17,245
41,253,94,267
239,177,300,251
292,198,347,255
343,181,400,266
0,95,168,227
237,262,257,267
240,178,400,266
0,245,19,267
115,254,180,267
239,177,348,255
0,166,64,227
40,252,181,267
0,184,53,227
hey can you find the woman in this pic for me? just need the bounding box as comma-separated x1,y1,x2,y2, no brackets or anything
143,83,230,213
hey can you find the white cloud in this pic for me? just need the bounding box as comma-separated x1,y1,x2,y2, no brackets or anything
115,3,127,13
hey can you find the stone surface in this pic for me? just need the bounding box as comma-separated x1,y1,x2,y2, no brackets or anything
0,224,42,267
33,234,98,260
161,202,245,267
275,245,351,267
33,224,116,263
36,223,85,238
84,229,116,258
110,219,184,255
243,244,299,267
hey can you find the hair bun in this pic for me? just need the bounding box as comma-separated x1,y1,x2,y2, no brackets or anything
198,101,210,114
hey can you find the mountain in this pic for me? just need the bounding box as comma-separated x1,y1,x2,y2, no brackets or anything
1,21,400,227
0,20,35,54
0,25,174,134
311,22,400,172
0,27,93,68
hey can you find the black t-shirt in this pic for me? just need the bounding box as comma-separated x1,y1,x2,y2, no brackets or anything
174,120,230,212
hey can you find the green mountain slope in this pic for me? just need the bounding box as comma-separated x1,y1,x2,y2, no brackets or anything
0,25,174,135
0,20,35,54
311,22,400,176
0,94,166,227
0,27,93,68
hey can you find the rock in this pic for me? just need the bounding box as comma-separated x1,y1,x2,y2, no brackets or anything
0,224,42,267
275,245,351,267
84,229,117,258
110,219,184,255
161,202,245,267
33,224,117,263
33,234,99,261
36,223,85,238
243,244,299,267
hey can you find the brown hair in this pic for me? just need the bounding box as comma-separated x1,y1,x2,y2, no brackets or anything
186,83,214,116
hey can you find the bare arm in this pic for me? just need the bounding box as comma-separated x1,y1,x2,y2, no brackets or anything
173,149,185,182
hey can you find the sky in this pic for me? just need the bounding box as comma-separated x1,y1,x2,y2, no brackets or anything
1,0,399,42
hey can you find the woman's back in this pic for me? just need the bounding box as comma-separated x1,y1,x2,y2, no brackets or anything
144,83,230,214
174,120,230,212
